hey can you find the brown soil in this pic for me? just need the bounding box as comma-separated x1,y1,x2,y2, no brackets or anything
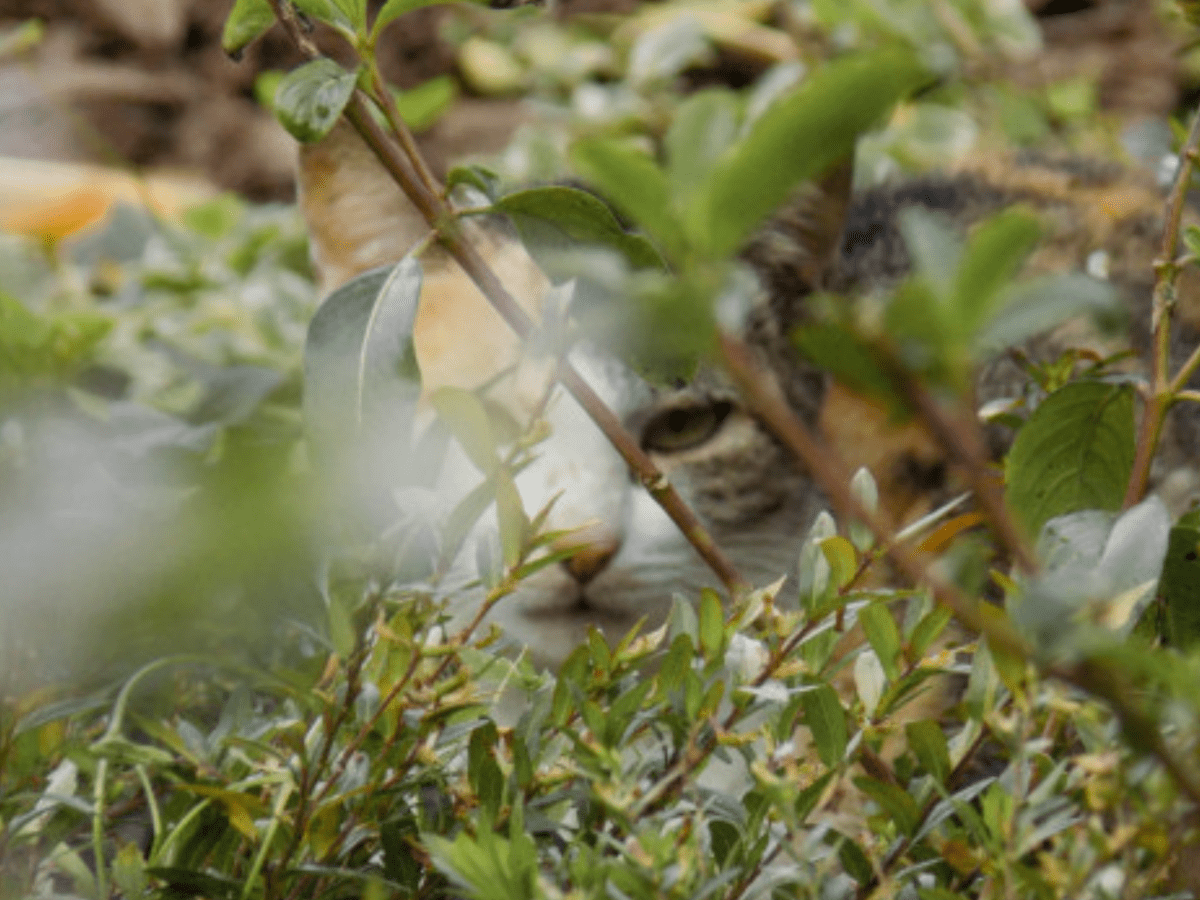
0,0,1187,201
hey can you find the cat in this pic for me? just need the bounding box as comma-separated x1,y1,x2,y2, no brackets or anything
299,120,1191,668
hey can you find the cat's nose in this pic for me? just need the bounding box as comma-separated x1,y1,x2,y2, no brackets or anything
556,526,622,585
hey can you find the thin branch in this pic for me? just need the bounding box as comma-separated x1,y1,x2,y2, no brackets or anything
890,365,1037,574
1123,102,1200,508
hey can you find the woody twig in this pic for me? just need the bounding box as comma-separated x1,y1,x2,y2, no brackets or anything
1124,101,1200,508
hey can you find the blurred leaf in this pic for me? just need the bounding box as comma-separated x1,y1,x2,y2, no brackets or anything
975,273,1119,356
859,602,901,680
951,207,1041,338
627,15,710,87
468,721,504,817
494,467,527,569
112,841,149,898
1162,509,1200,648
495,186,665,276
303,258,422,453
906,719,951,785
447,165,502,202
798,510,836,612
1006,381,1135,537
429,387,498,477
274,58,359,143
0,291,111,397
837,833,873,883
795,771,835,821
392,75,458,131
854,776,920,835
570,139,685,263
793,323,904,411
381,812,423,890
374,0,483,37
698,589,725,660
848,466,879,551
189,365,283,426
222,0,275,56
327,593,356,656
700,47,929,255
330,0,367,29
426,812,538,900
898,207,962,299
1016,499,1168,651
182,194,244,238
666,89,741,206
802,684,847,768
148,867,243,900
295,0,357,34
820,536,858,591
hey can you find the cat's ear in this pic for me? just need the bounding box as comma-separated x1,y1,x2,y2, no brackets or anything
742,157,854,321
298,121,431,292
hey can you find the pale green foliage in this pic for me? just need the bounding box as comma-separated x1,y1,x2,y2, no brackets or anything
4,1,1200,899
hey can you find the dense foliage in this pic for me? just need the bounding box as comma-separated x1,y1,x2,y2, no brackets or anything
5,1,1200,898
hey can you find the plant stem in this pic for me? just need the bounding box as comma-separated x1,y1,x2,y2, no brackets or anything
890,365,1037,573
1123,103,1200,508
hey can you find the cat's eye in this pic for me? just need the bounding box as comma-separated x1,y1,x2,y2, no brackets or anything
641,401,733,454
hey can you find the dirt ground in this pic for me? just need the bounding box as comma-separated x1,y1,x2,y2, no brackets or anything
0,0,1188,202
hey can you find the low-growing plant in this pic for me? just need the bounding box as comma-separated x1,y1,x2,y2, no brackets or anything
5,1,1200,898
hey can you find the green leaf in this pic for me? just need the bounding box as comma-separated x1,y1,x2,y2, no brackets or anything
698,589,725,660
906,719,951,785
665,88,741,207
898,206,962,299
819,536,858,591
1184,225,1200,262
303,259,422,455
274,58,359,143
494,468,528,569
381,813,422,890
112,842,149,899
975,273,1119,356
853,776,920,835
295,0,356,34
327,594,356,657
700,47,930,255
802,684,848,768
392,75,457,132
1005,381,1135,538
374,0,481,37
570,139,685,263
429,387,498,476
793,323,904,411
1,290,110,374
952,208,1041,338
494,186,665,276
329,0,367,31
795,770,835,821
468,721,503,817
447,165,502,202
221,0,275,56
859,602,901,681
1162,512,1200,649
836,833,873,884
